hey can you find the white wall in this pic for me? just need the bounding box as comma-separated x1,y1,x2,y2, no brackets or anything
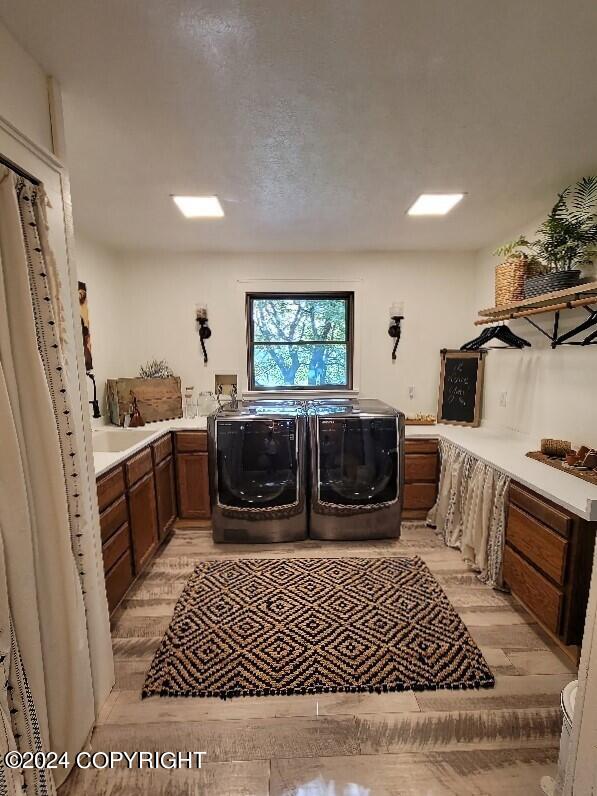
87,250,477,417
75,235,126,424
473,221,597,448
0,19,52,152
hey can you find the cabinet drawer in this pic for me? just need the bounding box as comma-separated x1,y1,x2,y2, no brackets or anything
105,549,133,614
100,494,128,543
176,431,208,453
125,447,153,487
509,482,572,537
403,482,437,510
507,505,568,585
503,545,563,634
102,522,131,573
404,439,438,455
405,454,438,483
151,433,173,466
97,465,125,512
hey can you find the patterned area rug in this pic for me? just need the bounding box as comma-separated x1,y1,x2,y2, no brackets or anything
142,556,495,699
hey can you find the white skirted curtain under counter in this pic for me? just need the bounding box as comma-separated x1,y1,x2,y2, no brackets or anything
427,437,510,589
0,166,110,793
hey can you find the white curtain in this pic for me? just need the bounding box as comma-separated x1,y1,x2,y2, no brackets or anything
427,437,510,588
0,167,100,792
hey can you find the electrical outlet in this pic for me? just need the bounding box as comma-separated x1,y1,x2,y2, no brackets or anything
408,385,415,400
499,391,508,408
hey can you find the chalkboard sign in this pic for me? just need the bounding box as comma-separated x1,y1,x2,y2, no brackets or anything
437,350,485,427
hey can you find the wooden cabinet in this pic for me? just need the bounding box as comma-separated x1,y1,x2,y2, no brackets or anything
154,455,176,540
97,466,126,513
96,429,211,616
128,471,159,572
97,464,133,615
105,549,134,614
125,447,153,487
176,451,211,519
503,545,563,635
504,481,596,650
402,437,439,519
175,431,211,519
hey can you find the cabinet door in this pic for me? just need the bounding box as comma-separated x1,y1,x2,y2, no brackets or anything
176,453,210,519
155,455,176,540
128,471,159,571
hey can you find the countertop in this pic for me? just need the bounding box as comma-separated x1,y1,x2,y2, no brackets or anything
405,423,597,522
92,417,207,477
92,417,597,522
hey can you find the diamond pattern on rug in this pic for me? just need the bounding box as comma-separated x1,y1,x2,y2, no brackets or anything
142,556,494,699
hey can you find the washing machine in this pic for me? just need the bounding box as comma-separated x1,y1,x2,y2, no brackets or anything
308,398,404,540
208,400,308,542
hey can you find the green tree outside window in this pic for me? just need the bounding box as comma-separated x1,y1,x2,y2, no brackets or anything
247,294,353,389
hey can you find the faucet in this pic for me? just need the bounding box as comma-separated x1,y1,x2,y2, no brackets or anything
86,371,102,418
216,383,238,411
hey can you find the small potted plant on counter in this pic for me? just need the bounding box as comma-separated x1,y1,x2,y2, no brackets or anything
495,176,597,299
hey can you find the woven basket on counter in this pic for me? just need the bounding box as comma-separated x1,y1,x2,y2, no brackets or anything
540,438,572,458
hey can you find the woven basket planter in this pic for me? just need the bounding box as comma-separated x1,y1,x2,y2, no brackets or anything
495,257,528,305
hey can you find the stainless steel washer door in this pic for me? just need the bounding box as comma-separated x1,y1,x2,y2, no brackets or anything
216,417,299,510
316,416,399,508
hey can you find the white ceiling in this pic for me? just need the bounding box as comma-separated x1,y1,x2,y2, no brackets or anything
2,0,597,253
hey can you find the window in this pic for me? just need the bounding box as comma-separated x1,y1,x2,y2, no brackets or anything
247,292,354,391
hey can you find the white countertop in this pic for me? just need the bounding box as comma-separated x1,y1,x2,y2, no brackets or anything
92,417,207,477
406,423,597,522
93,417,597,522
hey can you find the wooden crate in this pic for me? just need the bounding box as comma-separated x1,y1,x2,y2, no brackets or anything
107,377,182,426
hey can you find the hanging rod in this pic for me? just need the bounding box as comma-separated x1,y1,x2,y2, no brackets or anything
0,153,40,185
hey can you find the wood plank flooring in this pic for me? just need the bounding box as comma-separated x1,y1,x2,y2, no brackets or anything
61,522,575,795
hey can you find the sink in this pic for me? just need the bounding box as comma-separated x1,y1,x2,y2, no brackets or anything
92,427,156,453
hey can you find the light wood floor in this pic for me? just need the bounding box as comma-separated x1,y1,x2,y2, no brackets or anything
62,522,576,795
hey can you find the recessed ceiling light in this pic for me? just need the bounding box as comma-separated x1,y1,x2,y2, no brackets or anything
407,193,464,216
172,195,224,218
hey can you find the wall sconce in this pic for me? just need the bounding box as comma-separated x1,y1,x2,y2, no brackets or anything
195,304,211,364
388,302,405,361
86,371,102,418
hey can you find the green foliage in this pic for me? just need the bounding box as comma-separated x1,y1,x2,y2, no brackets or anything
492,236,530,260
494,176,597,273
139,359,174,379
251,297,349,388
530,177,597,271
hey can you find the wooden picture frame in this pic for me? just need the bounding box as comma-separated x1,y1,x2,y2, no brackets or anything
437,349,485,427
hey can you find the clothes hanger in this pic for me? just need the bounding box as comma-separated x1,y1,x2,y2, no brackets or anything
494,325,531,348
555,307,597,345
460,325,497,350
461,323,531,351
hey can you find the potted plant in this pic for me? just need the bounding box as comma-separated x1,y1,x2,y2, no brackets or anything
492,238,544,305
495,176,597,299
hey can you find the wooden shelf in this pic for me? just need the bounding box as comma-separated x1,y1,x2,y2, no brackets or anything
475,280,597,326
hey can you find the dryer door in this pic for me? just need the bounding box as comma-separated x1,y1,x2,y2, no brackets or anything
216,418,299,509
317,417,398,506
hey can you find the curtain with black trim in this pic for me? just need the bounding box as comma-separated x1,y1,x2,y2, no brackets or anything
0,166,96,792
